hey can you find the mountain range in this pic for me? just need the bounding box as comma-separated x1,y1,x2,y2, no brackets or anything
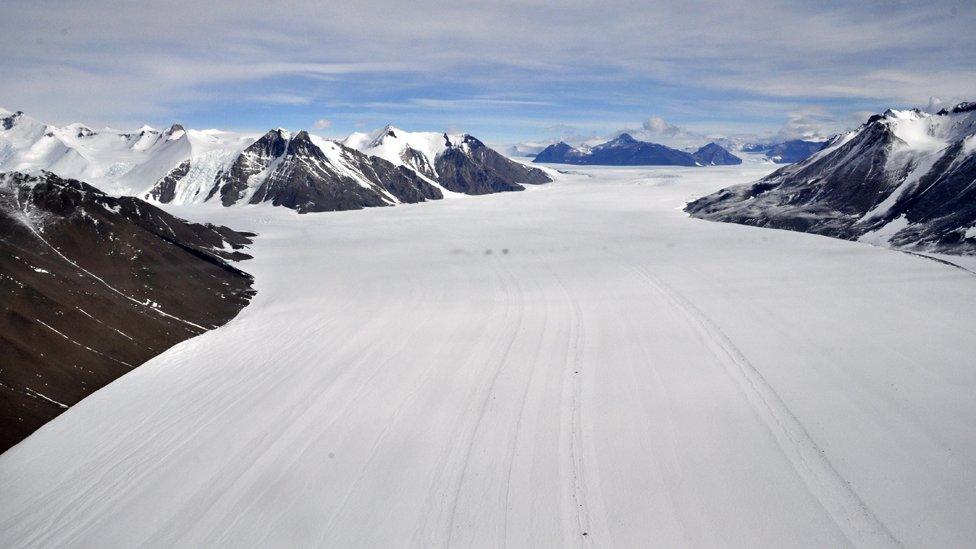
741,139,827,163
686,102,976,254
533,133,741,166
0,110,552,214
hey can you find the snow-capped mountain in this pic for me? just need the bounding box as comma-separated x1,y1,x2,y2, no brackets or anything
533,133,742,166
0,108,260,200
0,170,255,452
152,129,444,213
0,110,552,214
686,102,976,254
344,125,552,194
741,139,827,163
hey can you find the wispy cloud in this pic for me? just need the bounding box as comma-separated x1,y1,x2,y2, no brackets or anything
2,0,973,141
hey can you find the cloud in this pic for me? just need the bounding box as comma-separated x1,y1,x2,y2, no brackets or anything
642,116,681,137
313,118,332,129
253,93,313,105
774,107,836,141
1,1,973,138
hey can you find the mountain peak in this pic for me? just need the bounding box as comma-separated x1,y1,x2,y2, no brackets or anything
692,142,742,166
936,101,976,115
612,132,638,144
1,109,25,130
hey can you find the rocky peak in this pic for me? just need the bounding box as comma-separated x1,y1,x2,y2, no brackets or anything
1,110,24,130
609,133,638,145
936,101,976,115
285,130,322,158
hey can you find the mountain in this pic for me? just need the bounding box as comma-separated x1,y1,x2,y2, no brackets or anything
686,103,976,254
533,141,588,164
0,108,259,200
0,171,255,452
183,129,444,213
693,142,743,166
742,139,826,163
533,134,741,166
1,110,551,214
344,125,552,194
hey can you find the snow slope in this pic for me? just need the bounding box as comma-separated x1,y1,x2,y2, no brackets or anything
0,109,258,198
3,164,976,547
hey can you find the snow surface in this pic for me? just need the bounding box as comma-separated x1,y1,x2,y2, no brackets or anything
3,164,976,547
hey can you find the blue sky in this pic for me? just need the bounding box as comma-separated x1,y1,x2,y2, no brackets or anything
3,0,974,148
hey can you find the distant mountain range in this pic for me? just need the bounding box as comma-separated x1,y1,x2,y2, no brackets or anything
686,102,976,254
0,110,551,214
741,139,827,163
533,133,741,166
0,171,255,451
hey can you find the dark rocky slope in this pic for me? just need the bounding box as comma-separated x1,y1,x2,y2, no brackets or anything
0,171,255,452
434,134,551,194
693,142,743,166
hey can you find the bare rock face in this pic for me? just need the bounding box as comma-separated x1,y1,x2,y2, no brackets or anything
434,134,552,194
145,159,190,203
0,171,256,452
209,128,290,206
686,104,976,254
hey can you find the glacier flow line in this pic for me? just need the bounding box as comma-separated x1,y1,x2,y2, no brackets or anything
628,264,902,548
14,197,207,331
901,251,976,277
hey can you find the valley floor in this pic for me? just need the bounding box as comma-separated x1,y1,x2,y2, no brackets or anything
3,164,976,547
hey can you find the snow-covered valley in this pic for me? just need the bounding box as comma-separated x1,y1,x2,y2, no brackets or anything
3,163,976,547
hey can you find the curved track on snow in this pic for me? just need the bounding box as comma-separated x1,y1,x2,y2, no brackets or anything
3,164,976,547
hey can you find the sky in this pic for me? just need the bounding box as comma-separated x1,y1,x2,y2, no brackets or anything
2,0,975,149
